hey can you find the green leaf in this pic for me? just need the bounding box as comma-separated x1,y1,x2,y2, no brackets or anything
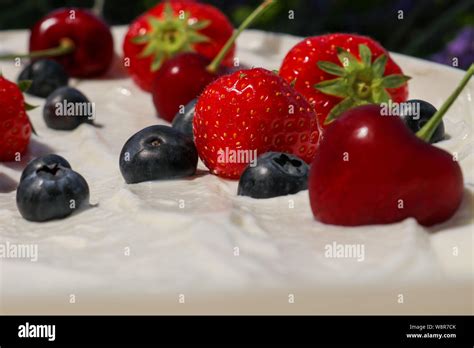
317,61,346,77
28,118,37,136
324,97,356,125
189,19,211,31
336,47,360,71
359,44,372,67
150,52,165,71
131,34,150,44
23,106,38,136
372,55,387,78
17,80,32,92
163,2,174,19
139,42,158,58
381,74,411,88
370,77,383,90
147,16,164,30
188,32,210,44
371,86,391,103
24,102,37,111
314,77,349,98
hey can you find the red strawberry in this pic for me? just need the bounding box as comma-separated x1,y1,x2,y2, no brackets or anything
0,77,32,162
123,1,235,92
279,33,409,127
193,68,320,179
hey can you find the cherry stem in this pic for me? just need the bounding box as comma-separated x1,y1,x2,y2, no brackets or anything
417,63,474,142
0,38,75,61
206,0,275,74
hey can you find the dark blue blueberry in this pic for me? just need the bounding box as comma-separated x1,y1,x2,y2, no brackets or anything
43,87,96,130
238,152,309,199
18,59,69,98
171,98,196,138
20,154,71,182
119,125,198,184
16,155,90,222
400,99,445,143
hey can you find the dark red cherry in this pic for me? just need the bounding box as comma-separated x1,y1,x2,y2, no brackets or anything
309,64,473,227
152,53,220,123
309,104,463,226
29,8,114,77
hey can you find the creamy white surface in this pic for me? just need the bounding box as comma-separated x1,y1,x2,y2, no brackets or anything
0,28,472,314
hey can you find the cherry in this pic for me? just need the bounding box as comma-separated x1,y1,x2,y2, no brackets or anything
151,0,275,122
0,8,114,78
309,64,473,227
152,53,220,122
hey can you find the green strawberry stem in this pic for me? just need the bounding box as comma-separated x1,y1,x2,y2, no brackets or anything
206,0,275,74
417,63,474,142
0,38,75,60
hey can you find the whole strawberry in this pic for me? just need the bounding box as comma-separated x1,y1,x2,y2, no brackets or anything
279,33,410,126
123,1,234,92
193,68,319,179
0,76,32,162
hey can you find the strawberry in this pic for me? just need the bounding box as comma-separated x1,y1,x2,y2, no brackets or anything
0,76,32,162
279,33,410,127
193,68,320,179
123,1,235,92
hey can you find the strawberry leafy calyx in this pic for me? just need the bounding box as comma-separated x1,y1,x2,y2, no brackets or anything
17,79,38,135
17,80,38,112
314,44,411,125
131,2,211,71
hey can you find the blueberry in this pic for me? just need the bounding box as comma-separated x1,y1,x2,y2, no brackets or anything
16,155,90,222
172,98,196,138
238,152,309,199
119,125,198,184
43,87,96,130
400,99,445,143
18,59,69,98
20,154,71,182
